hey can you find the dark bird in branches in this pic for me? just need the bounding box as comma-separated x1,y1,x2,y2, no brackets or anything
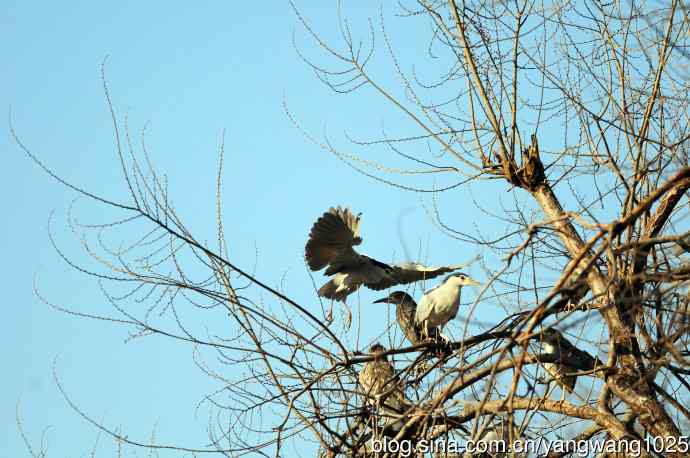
535,328,601,398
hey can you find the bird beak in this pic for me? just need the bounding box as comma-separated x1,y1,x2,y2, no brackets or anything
373,297,389,304
466,278,481,287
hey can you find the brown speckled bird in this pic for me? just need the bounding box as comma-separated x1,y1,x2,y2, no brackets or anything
305,207,465,301
374,291,432,346
358,343,411,431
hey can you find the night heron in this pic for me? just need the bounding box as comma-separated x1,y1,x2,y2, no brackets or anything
373,291,429,346
414,273,481,343
358,343,411,431
535,328,600,400
305,206,467,302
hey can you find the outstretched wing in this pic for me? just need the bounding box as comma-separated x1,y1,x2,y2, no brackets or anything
305,207,362,272
364,262,463,291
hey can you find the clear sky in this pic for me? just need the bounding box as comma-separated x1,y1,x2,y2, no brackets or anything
3,1,533,456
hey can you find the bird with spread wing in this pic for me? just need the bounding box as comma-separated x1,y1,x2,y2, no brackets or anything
305,206,466,302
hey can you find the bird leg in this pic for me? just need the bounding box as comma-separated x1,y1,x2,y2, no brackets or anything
435,331,453,358
559,384,568,403
543,378,569,404
340,301,352,330
543,380,556,401
536,374,556,401
420,322,431,342
325,301,334,323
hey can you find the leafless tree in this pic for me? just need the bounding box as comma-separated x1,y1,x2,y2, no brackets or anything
14,0,690,456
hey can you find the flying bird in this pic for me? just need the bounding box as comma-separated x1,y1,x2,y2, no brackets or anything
535,328,601,399
358,343,411,431
414,273,480,342
305,206,466,301
374,291,437,346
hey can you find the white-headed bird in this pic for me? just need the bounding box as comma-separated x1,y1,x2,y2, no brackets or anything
305,207,467,301
414,273,480,342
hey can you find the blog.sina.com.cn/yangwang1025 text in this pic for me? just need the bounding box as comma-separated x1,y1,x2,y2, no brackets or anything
369,435,690,457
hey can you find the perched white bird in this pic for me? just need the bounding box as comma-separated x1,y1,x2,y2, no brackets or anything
305,207,467,301
414,273,480,342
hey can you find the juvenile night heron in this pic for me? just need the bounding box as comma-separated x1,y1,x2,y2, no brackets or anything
414,273,481,343
373,291,429,345
535,328,600,399
305,206,466,302
358,343,411,431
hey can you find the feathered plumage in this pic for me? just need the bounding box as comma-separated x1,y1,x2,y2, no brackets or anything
537,328,600,393
374,291,424,345
414,273,480,341
305,207,465,301
359,343,411,431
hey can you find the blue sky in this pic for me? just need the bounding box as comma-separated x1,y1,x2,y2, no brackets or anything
3,1,563,456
